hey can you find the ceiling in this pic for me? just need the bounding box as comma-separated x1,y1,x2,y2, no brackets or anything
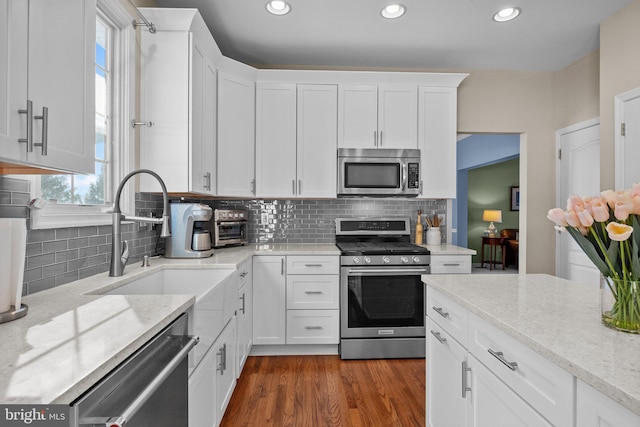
153,0,634,72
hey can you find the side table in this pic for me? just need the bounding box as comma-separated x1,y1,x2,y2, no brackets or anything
481,236,506,270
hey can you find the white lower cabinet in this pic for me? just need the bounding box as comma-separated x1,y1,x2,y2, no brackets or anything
430,254,472,274
286,309,339,344
252,256,287,345
236,259,253,377
189,342,216,427
576,379,640,427
214,319,236,426
427,286,574,427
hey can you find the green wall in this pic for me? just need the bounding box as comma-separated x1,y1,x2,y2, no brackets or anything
468,158,520,264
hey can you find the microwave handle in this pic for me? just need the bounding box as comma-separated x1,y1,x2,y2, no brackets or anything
401,162,407,191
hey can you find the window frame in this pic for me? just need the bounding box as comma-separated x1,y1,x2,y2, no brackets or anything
30,0,136,230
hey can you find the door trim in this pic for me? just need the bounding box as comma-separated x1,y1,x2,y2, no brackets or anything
614,86,640,189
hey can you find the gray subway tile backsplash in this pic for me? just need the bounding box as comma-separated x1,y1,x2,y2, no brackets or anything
2,176,446,296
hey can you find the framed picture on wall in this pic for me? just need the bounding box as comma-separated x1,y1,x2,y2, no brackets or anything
511,186,520,211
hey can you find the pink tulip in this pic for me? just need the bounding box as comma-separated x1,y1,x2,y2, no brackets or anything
578,226,589,236
547,208,568,226
576,206,594,227
614,201,631,221
567,195,585,211
632,195,640,216
590,199,610,222
632,183,640,197
564,210,581,228
601,190,617,208
606,222,633,241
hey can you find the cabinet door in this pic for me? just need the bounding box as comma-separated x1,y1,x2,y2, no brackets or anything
236,267,252,377
337,85,377,148
189,344,217,427
576,379,640,427
27,0,94,173
297,84,338,198
419,87,457,198
427,318,467,427
140,30,190,192
252,256,286,345
190,39,217,195
214,319,236,426
217,71,255,197
255,83,297,197
0,0,28,163
378,85,417,149
467,355,553,427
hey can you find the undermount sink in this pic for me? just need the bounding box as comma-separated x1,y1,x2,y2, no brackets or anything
93,268,237,374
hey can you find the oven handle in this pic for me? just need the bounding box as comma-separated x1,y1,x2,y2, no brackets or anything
346,267,428,275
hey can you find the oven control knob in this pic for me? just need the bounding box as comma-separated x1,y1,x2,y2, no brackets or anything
364,257,372,264
382,256,390,264
352,257,361,264
413,256,421,263
401,256,409,264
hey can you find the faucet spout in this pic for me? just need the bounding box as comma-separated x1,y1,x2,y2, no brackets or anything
109,169,171,277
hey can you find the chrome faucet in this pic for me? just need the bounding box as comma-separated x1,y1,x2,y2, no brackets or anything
109,169,171,277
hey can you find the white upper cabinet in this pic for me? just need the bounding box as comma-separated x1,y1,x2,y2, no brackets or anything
217,68,256,197
139,8,218,195
419,87,458,199
255,83,337,198
338,84,417,149
0,0,94,174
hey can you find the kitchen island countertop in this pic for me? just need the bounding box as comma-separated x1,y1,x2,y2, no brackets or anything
423,273,640,416
0,244,340,405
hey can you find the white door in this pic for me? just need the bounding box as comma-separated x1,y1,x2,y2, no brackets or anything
556,120,600,287
615,87,640,189
297,84,338,198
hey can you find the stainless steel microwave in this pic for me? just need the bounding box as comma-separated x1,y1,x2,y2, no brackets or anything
337,148,421,197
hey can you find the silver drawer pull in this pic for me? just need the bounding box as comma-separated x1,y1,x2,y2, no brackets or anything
488,348,518,371
305,325,323,330
430,330,447,344
304,291,323,294
462,361,472,398
443,263,461,266
304,264,323,267
432,306,450,318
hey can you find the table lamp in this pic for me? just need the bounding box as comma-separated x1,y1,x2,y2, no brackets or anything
483,209,502,236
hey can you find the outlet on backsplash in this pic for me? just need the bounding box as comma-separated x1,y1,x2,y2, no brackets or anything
261,213,269,225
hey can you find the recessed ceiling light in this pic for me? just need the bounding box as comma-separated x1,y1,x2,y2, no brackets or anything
266,0,291,16
381,4,406,19
493,7,521,22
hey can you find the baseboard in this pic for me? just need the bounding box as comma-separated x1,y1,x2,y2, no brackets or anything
249,344,339,356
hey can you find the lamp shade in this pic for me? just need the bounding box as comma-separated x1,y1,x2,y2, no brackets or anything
482,210,502,223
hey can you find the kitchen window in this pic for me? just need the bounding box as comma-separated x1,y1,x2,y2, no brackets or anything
28,0,135,229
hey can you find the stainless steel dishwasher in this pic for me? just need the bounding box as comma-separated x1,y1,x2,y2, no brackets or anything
70,313,198,427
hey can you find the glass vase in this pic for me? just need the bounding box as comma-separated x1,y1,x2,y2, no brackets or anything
601,276,640,333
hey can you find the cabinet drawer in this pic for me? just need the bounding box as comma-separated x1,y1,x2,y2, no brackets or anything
430,255,471,274
287,256,339,275
287,275,339,309
427,287,468,346
286,310,339,344
467,312,574,427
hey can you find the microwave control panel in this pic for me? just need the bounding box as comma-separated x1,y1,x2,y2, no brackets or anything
407,163,419,189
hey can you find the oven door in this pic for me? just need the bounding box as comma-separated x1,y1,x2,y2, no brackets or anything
340,266,426,339
214,221,247,247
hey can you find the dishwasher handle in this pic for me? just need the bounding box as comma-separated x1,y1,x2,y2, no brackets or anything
79,335,199,427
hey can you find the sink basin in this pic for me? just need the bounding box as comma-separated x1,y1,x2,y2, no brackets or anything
95,268,237,373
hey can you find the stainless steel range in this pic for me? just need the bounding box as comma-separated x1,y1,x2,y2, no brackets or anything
336,217,430,359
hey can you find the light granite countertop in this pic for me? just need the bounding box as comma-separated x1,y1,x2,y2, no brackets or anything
0,244,340,405
423,243,476,255
422,273,640,416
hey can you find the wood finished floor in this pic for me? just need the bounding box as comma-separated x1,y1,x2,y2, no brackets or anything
220,355,425,427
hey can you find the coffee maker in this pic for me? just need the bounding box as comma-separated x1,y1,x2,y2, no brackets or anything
165,203,215,258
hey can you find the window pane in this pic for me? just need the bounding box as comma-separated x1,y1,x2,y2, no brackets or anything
41,175,75,204
96,20,107,69
95,66,107,160
81,162,105,205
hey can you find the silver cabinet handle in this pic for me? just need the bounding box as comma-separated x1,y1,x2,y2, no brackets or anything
130,119,153,128
373,130,377,147
240,293,246,314
78,336,199,427
443,263,461,266
217,343,227,374
379,130,383,147
432,306,450,318
305,326,322,330
304,264,323,267
304,291,323,295
240,272,248,278
488,348,518,371
18,100,34,152
281,258,285,275
430,329,447,344
462,360,471,398
292,179,296,195
34,106,48,155
251,179,256,195
298,179,302,195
